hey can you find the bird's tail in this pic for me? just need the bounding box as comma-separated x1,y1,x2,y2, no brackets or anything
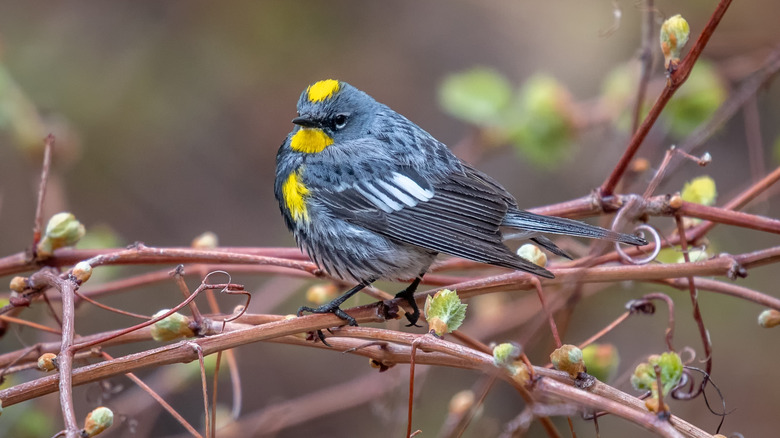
503,209,646,246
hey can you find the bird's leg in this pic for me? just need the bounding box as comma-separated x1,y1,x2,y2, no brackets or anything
395,275,424,327
298,283,367,326
298,282,371,344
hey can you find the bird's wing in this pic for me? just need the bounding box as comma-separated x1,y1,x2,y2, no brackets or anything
459,162,647,247
313,166,554,278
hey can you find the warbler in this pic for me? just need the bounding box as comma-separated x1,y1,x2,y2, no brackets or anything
275,79,645,327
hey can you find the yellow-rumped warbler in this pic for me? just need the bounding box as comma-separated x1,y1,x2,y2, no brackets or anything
275,79,645,327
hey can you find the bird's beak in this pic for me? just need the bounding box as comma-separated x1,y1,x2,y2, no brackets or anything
292,115,319,128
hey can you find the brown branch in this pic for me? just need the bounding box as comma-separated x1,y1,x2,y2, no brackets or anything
674,216,712,399
600,0,734,196
100,351,203,438
27,268,79,437
632,0,656,134
676,201,780,234
0,316,719,438
659,277,780,310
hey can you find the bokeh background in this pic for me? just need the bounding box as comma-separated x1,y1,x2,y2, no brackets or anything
1,1,779,437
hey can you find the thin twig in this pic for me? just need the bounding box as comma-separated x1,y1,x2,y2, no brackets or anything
32,135,55,252
100,351,203,438
27,269,79,437
600,0,734,196
674,215,712,399
631,0,656,134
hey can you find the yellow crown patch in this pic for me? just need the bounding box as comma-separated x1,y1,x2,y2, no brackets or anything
307,79,340,102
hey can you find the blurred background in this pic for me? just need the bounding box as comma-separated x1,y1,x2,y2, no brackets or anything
1,1,779,437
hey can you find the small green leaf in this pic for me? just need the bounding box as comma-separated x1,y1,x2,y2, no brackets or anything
681,175,717,206
438,68,513,126
630,352,683,397
424,289,467,335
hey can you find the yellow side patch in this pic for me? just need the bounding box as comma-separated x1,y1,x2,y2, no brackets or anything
290,128,333,153
307,79,340,102
282,170,310,223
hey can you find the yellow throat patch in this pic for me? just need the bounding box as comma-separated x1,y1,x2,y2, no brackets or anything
282,170,310,223
290,128,333,153
307,79,340,102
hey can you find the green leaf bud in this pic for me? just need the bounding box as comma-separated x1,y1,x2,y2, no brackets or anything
660,14,690,70
424,289,467,336
150,310,195,342
37,212,86,257
550,344,586,378
83,406,114,437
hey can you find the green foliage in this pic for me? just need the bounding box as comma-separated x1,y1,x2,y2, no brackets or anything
438,69,574,169
681,175,717,206
509,74,574,167
0,63,47,152
630,352,683,397
5,408,56,438
438,67,513,126
582,344,620,382
665,62,726,137
657,246,710,264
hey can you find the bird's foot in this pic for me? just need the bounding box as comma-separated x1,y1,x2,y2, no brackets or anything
297,302,358,346
394,289,421,327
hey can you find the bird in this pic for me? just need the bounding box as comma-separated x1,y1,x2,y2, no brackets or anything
275,79,646,328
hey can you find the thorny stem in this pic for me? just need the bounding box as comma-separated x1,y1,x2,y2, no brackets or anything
600,0,733,196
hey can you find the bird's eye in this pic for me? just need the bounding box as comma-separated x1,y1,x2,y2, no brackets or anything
334,113,349,129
